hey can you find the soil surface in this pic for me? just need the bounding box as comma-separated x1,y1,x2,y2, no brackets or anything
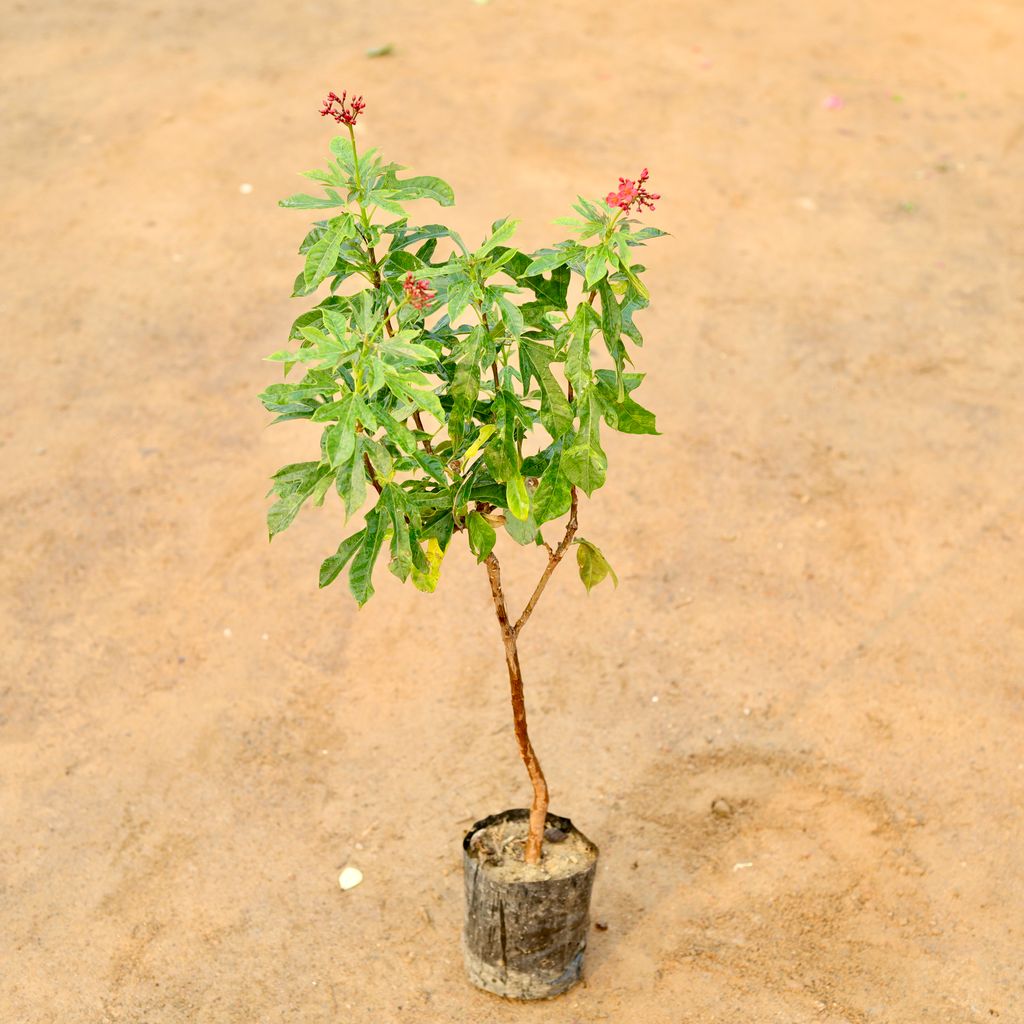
2,2,1023,1022
468,817,597,883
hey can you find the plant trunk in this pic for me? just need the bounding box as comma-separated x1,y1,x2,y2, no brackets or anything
485,553,549,864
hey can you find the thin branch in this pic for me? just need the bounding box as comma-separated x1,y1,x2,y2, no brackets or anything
480,309,501,392
367,243,397,338
412,411,434,454
363,452,383,495
513,486,578,636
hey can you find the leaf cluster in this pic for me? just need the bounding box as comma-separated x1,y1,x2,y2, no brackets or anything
262,132,666,605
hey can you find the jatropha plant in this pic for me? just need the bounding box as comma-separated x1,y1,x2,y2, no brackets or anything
261,91,664,996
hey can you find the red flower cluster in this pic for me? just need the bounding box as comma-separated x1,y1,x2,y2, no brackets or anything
403,273,436,311
605,168,660,213
320,91,366,127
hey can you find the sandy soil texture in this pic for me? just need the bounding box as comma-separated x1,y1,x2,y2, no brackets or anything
2,1,1023,1021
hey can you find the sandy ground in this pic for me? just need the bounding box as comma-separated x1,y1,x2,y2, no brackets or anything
2,1,1023,1021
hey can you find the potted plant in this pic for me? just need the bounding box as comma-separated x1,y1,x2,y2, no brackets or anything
261,90,664,999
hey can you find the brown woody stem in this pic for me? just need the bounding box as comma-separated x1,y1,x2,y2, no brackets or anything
480,488,579,865
485,552,549,864
412,411,434,454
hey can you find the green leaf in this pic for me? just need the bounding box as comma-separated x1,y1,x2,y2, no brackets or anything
477,218,519,257
420,510,455,548
522,341,573,440
496,294,524,340
560,390,607,496
504,502,538,546
467,511,497,563
412,536,446,593
304,226,346,289
267,491,308,538
411,448,448,486
447,278,473,322
376,409,418,454
349,507,387,606
505,472,530,520
319,530,366,588
595,380,659,434
598,279,623,354
525,248,575,276
335,444,368,519
363,436,394,481
388,174,455,206
585,246,608,288
381,338,436,364
565,303,598,393
279,190,346,209
324,393,358,466
380,485,413,582
575,538,618,592
532,457,573,525
267,462,330,537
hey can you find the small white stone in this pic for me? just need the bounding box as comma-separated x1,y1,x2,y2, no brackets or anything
239,183,254,195
651,695,659,704
223,627,232,638
261,633,269,641
338,866,363,890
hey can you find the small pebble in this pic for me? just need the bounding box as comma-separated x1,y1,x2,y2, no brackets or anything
594,920,609,931
223,628,232,638
544,827,568,843
711,797,734,818
239,183,253,195
338,866,363,891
